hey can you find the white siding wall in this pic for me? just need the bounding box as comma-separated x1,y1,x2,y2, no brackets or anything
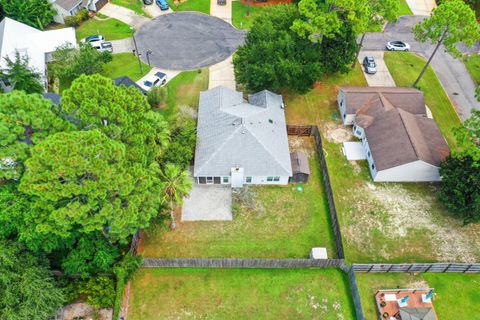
374,160,441,182
249,176,289,185
363,138,378,180
337,91,355,125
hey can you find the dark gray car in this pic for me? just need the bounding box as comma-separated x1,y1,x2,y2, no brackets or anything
363,56,377,74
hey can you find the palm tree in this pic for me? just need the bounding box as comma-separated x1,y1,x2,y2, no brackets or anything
160,163,192,229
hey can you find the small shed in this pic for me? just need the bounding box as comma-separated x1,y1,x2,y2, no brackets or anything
290,152,310,183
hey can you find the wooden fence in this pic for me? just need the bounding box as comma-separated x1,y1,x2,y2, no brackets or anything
353,263,480,273
143,258,345,268
287,124,345,260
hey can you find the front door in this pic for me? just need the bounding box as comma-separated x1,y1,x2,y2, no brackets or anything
206,177,214,184
231,167,244,188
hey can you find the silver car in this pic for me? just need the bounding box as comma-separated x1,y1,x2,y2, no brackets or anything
386,41,410,51
363,56,377,74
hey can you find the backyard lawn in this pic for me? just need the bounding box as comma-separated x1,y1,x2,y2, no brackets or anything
140,138,336,258
75,17,132,41
161,68,209,118
111,0,149,16
166,0,210,14
356,273,480,320
283,65,480,263
102,53,151,81
464,53,480,84
129,268,356,320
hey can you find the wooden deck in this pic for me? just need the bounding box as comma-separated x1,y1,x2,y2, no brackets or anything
374,289,438,320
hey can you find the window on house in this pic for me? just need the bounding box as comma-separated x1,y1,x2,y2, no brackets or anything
222,176,229,183
367,151,371,157
246,176,252,183
267,176,273,182
343,113,346,119
273,177,280,182
371,163,375,170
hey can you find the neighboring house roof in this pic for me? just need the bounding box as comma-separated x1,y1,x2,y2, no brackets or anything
194,86,292,177
43,92,61,105
53,0,83,11
340,87,426,116
0,18,76,78
364,108,449,171
399,307,436,320
113,76,147,94
291,152,310,175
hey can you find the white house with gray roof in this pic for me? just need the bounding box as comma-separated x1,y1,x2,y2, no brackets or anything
194,86,292,188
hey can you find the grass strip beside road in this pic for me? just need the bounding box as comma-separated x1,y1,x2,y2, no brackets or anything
166,0,210,14
102,53,152,81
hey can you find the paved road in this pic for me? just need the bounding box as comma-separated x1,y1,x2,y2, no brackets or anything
135,12,245,70
362,16,480,120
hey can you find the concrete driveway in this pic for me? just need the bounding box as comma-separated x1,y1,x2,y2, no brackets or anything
210,0,232,24
358,51,396,87
361,16,480,120
182,179,232,221
135,67,180,91
405,0,436,16
99,3,149,29
111,38,133,54
209,55,236,90
142,3,173,17
135,12,245,70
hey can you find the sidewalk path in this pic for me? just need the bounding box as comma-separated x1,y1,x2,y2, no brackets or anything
209,0,236,89
358,51,396,87
405,0,436,16
99,3,149,29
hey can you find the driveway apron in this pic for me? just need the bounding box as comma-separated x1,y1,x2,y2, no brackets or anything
99,3,149,30
358,51,396,87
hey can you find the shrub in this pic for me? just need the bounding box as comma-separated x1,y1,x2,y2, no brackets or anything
81,276,116,308
147,86,168,108
161,119,196,170
64,15,80,27
64,8,89,27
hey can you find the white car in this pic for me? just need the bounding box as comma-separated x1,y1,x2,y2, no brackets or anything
90,40,113,53
143,72,167,89
386,41,410,51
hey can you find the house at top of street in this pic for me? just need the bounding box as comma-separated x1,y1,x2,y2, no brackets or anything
0,17,76,90
50,0,108,24
194,86,292,188
338,87,450,182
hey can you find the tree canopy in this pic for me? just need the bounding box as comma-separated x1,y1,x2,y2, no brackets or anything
51,43,113,86
19,130,163,243
234,5,357,93
61,74,170,166
0,91,72,181
0,51,44,94
0,0,55,29
0,240,64,320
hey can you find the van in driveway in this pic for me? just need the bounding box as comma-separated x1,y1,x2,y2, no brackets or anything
90,41,113,53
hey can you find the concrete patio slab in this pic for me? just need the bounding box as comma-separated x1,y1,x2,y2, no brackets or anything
182,180,232,221
358,51,396,87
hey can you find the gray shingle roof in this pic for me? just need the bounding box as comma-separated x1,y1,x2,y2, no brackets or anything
194,86,292,177
54,0,83,11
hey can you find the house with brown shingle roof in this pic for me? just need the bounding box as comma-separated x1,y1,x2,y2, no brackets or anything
337,87,450,182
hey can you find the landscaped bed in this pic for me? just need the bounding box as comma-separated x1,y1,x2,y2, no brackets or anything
128,268,356,319
76,17,133,41
283,64,480,263
356,273,480,320
140,137,336,258
102,53,151,81
166,0,210,14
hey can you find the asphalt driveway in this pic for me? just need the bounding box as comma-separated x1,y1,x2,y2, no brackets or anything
135,12,245,70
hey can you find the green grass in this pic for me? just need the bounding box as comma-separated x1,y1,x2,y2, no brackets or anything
357,273,480,320
111,0,150,16
232,3,289,29
283,65,480,263
398,0,413,16
140,142,336,258
464,54,480,85
166,0,210,14
129,268,356,320
384,51,461,147
102,53,151,81
160,68,209,118
76,17,133,41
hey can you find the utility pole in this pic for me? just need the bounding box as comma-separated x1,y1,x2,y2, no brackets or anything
131,27,143,74
146,50,152,67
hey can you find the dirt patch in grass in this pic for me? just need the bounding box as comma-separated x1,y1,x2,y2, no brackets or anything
323,122,353,143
